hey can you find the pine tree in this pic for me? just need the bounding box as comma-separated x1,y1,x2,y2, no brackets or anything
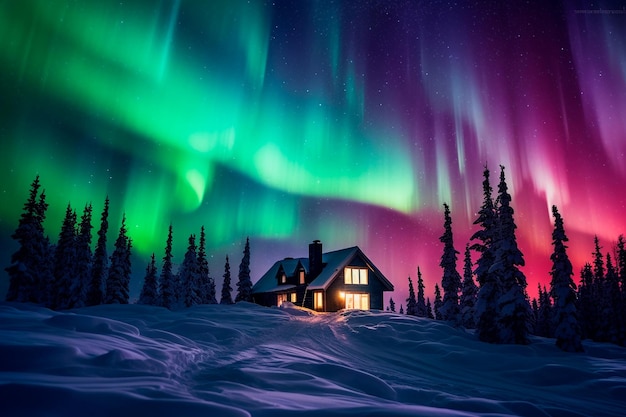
138,254,159,305
549,205,583,351
389,297,396,312
197,226,217,304
159,225,176,309
591,237,609,342
68,204,93,309
416,267,427,317
53,204,78,310
460,244,478,328
5,176,49,304
405,276,417,316
235,237,253,302
220,256,233,304
104,215,131,304
434,283,443,320
602,253,621,344
181,234,201,308
617,236,626,345
439,203,462,323
577,263,595,339
86,197,109,306
535,285,553,337
472,166,500,343
426,298,434,319
399,304,404,315
491,165,532,344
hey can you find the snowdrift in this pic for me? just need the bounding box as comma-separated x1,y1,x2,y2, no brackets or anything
1,302,625,416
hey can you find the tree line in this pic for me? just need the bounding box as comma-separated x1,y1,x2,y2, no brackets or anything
388,165,625,353
4,176,254,310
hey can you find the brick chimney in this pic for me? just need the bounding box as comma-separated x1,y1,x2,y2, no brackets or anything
308,240,323,280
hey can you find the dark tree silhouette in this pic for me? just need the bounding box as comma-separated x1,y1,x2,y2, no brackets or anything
5,176,50,304
534,285,553,338
460,244,478,329
159,225,176,309
220,256,233,304
197,226,217,304
577,263,595,339
434,283,443,320
86,197,109,306
426,297,434,319
139,253,159,305
405,276,417,316
472,166,500,343
53,204,77,310
388,297,396,312
399,304,404,315
235,237,253,302
439,203,461,324
104,215,131,304
181,234,201,308
549,206,583,352
416,267,427,317
69,204,93,309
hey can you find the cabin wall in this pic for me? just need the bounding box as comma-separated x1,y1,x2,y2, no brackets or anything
325,262,387,311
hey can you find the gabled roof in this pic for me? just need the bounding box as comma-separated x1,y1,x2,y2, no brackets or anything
252,246,393,294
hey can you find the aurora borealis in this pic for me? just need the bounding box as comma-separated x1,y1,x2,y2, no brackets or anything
1,1,625,303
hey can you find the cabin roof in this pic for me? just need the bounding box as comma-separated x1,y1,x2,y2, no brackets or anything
252,246,393,294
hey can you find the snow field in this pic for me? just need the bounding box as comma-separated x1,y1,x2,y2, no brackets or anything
1,302,625,416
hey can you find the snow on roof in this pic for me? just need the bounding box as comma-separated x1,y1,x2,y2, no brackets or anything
252,246,393,293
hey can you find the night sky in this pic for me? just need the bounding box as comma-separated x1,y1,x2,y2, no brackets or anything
1,1,625,305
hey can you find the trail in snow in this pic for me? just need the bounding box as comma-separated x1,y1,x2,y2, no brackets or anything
1,302,625,416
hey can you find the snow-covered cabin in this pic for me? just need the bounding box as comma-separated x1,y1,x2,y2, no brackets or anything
252,241,394,311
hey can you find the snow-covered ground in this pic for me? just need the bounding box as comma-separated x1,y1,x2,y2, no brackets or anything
1,302,625,417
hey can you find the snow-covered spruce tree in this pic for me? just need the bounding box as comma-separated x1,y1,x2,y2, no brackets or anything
439,203,462,324
197,226,217,304
416,267,428,317
491,165,532,344
220,256,233,304
138,253,159,305
577,263,595,339
86,197,109,306
5,176,50,304
53,204,78,310
590,237,610,342
434,283,443,320
181,234,201,308
235,237,253,303
389,297,396,312
159,225,176,309
405,276,417,316
426,298,434,319
460,244,478,329
471,165,500,343
68,204,93,309
549,205,583,352
104,215,131,304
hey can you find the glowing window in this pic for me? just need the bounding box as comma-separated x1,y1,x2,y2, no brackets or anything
345,293,369,310
314,291,323,310
299,270,305,285
290,292,297,303
344,267,368,285
277,293,287,306
280,274,286,284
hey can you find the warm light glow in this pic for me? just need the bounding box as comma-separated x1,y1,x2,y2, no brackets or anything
339,291,345,299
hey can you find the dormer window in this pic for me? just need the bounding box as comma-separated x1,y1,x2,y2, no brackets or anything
299,270,305,284
280,274,286,284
